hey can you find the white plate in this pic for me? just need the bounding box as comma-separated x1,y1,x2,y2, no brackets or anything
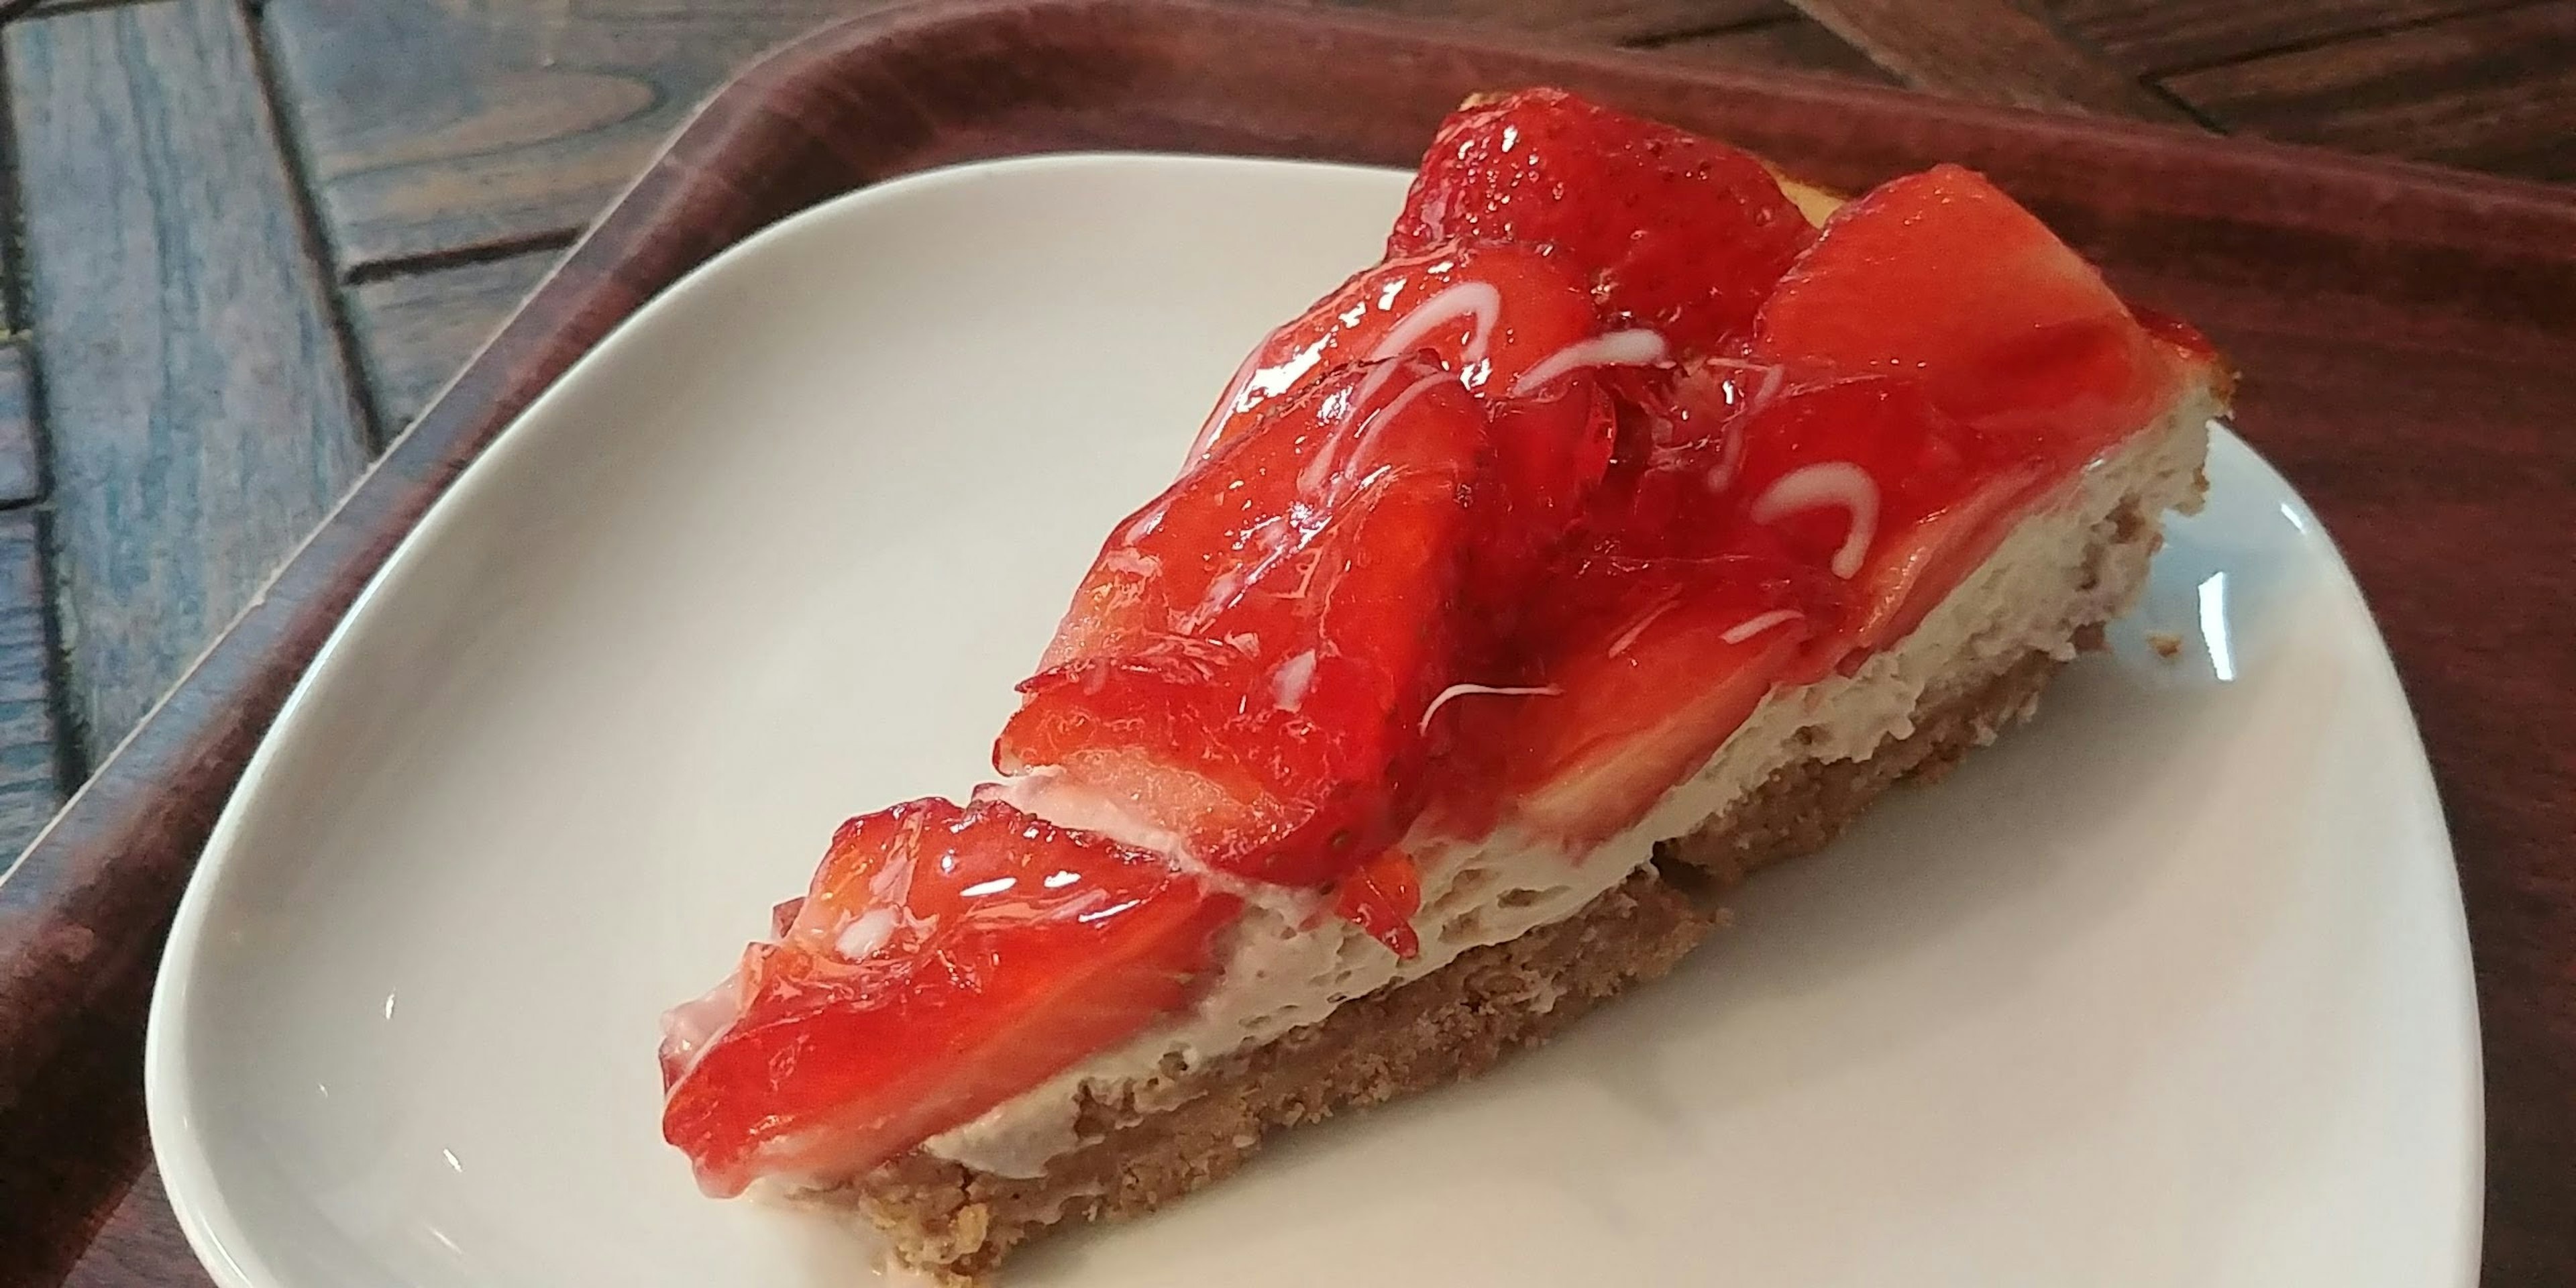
146,154,2481,1288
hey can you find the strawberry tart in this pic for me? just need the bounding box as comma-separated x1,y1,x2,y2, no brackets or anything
655,89,2230,1282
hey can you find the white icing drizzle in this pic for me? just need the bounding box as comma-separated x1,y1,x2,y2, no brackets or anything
1296,367,1450,498
833,908,898,961
1749,461,1880,579
1365,280,1503,366
1702,419,1746,493
1271,649,1319,710
1348,349,1426,419
1701,356,1786,415
1417,682,1564,734
1717,608,1805,645
657,975,744,1085
1187,335,1332,462
1507,328,1668,396
1605,592,1682,659
1693,358,1784,493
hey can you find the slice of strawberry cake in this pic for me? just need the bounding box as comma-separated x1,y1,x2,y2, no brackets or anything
655,89,2229,1283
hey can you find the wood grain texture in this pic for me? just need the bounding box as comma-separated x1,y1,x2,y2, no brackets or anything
347,250,562,431
5,0,374,758
0,512,64,869
262,0,851,272
1638,14,1896,83
7,2,2573,1282
54,1168,212,1288
0,345,44,508
2099,260,2575,1283
2045,0,2537,76
0,932,159,1288
1309,0,1787,40
2164,1,2576,183
1784,0,2195,120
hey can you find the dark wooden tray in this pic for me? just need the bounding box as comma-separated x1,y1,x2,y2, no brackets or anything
3,0,2570,1282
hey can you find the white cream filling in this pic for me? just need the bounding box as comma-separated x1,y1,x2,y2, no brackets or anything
922,388,2219,1178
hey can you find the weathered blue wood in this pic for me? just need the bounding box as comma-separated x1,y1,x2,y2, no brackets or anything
7,0,374,755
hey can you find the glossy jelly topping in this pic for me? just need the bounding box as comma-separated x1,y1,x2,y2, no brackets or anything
661,88,2201,1191
996,353,1488,889
660,796,1241,1196
1391,88,1817,356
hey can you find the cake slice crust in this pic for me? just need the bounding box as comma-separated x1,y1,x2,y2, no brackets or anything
844,649,2068,1283
831,370,2216,1281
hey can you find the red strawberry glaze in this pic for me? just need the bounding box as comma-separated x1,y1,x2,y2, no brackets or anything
2136,306,2223,366
1331,849,1426,958
1425,553,1835,846
661,92,2216,1197
1425,156,2189,843
1189,241,1608,463
999,354,1491,889
1391,88,1816,356
1752,164,2184,453
659,797,1241,1197
1185,241,1657,612
1609,370,2058,676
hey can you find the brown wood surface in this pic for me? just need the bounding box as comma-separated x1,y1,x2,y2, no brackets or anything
346,250,564,431
2043,0,2538,75
1791,0,2198,118
1640,13,1898,82
2165,0,2576,182
3,0,376,760
1316,0,1792,40
261,0,849,273
0,1,2571,1285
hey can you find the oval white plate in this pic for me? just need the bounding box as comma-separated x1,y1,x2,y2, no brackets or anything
146,154,2480,1288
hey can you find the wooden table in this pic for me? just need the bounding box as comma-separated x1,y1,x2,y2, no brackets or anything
0,0,2567,1283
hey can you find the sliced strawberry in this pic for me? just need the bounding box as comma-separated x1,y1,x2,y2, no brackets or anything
1183,240,1631,604
661,796,1242,1197
1591,368,2067,672
1753,164,2179,457
1428,359,2101,843
1430,555,1833,845
1391,88,1815,355
1836,461,2055,660
2135,305,2222,366
1189,241,1605,461
1331,847,1424,959
1004,356,1488,888
1586,368,1967,551
1711,373,1985,566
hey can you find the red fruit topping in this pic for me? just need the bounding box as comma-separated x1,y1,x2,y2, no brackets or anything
2135,305,2222,366
1834,462,2051,659
1190,241,1607,462
1587,366,2057,677
1431,555,1833,845
1753,164,2178,455
660,797,1242,1197
1184,241,1632,601
1437,361,2088,838
1331,848,1424,959
1391,88,1815,355
1002,355,1489,888
655,93,2224,1220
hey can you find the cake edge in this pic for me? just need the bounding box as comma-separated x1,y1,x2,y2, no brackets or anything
833,651,2069,1283
826,384,2221,1285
